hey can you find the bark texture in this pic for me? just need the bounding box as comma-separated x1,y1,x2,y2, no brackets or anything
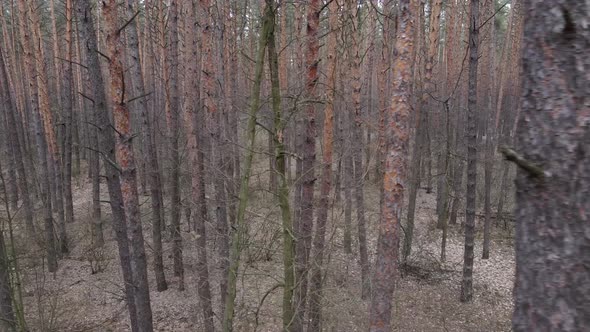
513,1,590,331
460,0,480,303
308,1,338,329
103,1,154,330
184,2,214,330
368,0,413,329
294,1,320,328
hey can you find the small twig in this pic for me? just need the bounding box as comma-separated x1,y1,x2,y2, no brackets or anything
478,1,510,30
117,10,141,36
499,146,546,179
84,121,101,131
78,91,95,104
254,283,284,331
97,50,110,61
55,56,88,69
85,146,122,173
254,120,273,135
108,124,124,138
126,91,152,104
319,0,335,15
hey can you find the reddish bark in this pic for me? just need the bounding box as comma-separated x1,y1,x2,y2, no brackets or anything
103,1,154,330
308,1,338,329
294,0,320,329
368,0,413,330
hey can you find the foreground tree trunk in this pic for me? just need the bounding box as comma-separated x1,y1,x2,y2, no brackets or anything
265,10,296,329
63,0,75,229
308,1,338,329
349,0,370,299
460,0,480,303
76,1,138,329
166,0,184,292
183,2,215,330
512,1,590,330
294,0,320,328
369,0,413,329
200,0,229,306
103,1,154,331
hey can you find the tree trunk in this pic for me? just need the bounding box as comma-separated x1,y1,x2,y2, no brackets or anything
29,2,68,255
183,2,215,329
222,3,273,330
294,0,320,328
124,0,168,292
404,0,433,256
63,0,75,230
460,0,479,303
201,0,230,304
513,1,590,330
75,6,138,330
266,12,296,330
440,102,451,261
17,0,58,273
166,0,184,291
0,229,15,332
103,1,154,330
368,0,413,329
403,108,423,263
308,1,338,329
349,0,370,300
0,45,35,239
496,160,510,228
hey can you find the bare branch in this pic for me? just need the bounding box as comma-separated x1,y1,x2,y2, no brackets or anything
499,146,546,179
56,56,88,69
117,10,141,36
85,146,122,173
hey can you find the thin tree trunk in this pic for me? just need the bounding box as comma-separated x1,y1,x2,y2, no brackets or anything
294,0,320,326
403,0,428,258
166,0,184,291
460,0,480,303
183,2,214,329
222,3,273,330
0,228,15,332
496,160,510,228
124,0,168,292
63,0,75,230
29,3,68,255
440,102,451,261
0,45,34,238
349,0,370,300
79,37,104,247
17,0,58,272
202,0,230,304
267,13,296,330
308,1,338,329
403,108,423,263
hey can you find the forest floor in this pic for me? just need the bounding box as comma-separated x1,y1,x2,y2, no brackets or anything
15,174,516,332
